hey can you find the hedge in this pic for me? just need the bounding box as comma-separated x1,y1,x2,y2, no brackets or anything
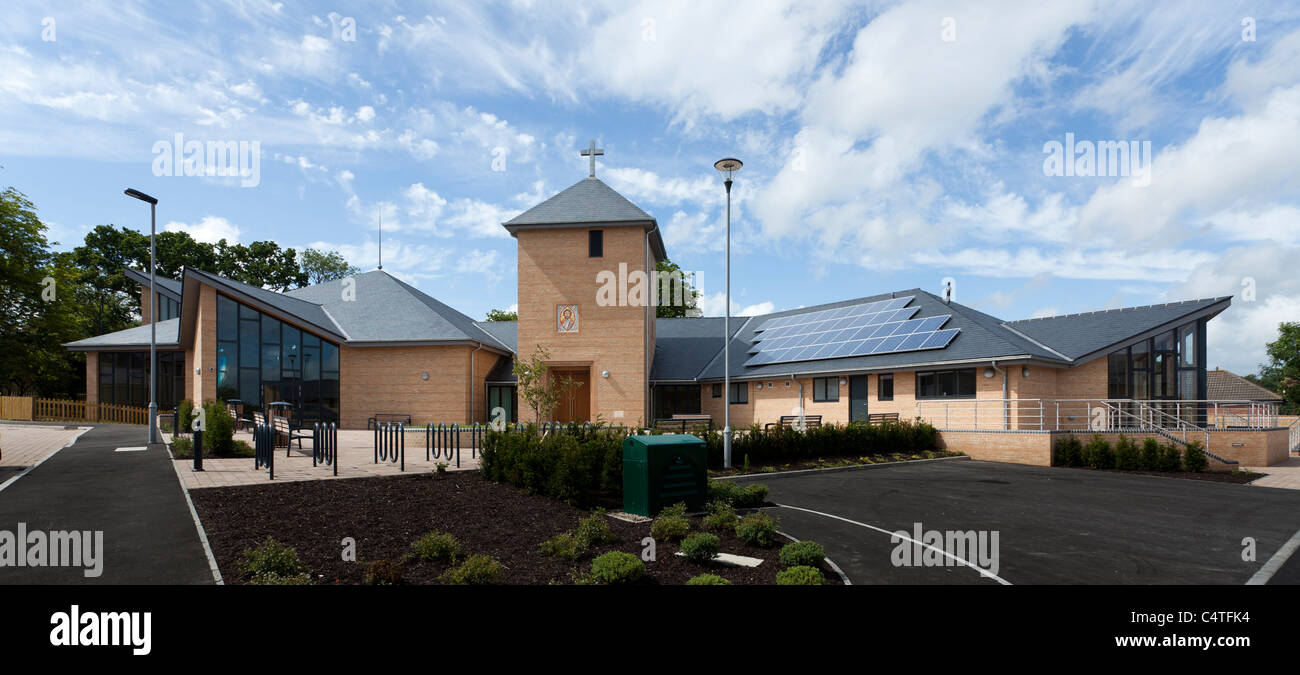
697,419,938,467
479,424,627,506
1053,433,1209,473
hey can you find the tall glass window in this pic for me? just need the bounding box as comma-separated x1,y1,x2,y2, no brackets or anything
97,352,185,409
214,294,340,424
1104,319,1203,402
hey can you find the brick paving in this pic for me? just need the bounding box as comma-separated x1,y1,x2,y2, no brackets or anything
0,423,90,484
172,428,481,489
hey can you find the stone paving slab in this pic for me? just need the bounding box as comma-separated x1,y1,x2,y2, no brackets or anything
172,429,480,489
1248,457,1300,491
0,423,90,485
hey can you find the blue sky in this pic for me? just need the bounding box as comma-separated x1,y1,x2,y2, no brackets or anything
2,0,1299,375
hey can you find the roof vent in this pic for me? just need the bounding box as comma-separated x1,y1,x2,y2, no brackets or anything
942,278,955,304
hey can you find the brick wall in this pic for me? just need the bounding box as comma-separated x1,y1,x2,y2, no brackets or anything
937,430,1054,466
85,352,99,416
188,283,217,403
138,282,151,325
339,345,474,428
516,226,649,424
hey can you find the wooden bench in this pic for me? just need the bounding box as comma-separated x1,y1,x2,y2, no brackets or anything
867,412,900,425
653,415,713,433
226,403,254,431
272,415,311,454
368,413,412,430
765,414,822,430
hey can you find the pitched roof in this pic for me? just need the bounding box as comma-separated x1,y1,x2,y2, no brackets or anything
1207,369,1282,401
185,268,346,341
502,177,667,261
283,270,510,350
691,289,1071,381
124,269,182,299
64,318,180,350
1006,296,1231,360
651,317,738,381
474,320,517,352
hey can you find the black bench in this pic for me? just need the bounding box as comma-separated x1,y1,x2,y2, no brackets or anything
867,412,900,425
368,413,412,430
765,414,822,430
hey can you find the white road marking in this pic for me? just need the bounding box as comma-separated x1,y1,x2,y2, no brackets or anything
1246,527,1300,586
776,503,1012,585
115,446,148,452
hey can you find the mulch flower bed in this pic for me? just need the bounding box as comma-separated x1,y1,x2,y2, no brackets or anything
190,472,844,585
709,450,963,477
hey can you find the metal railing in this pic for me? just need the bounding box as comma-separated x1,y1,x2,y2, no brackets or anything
915,398,1282,432
1287,416,1300,454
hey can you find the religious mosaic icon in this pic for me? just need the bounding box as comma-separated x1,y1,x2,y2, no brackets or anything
557,304,579,333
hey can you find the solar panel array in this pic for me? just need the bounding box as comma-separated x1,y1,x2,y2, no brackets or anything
743,295,959,366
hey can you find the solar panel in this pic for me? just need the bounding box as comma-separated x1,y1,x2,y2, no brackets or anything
744,296,959,367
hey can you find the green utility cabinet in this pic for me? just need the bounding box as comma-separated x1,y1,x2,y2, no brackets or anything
622,434,707,517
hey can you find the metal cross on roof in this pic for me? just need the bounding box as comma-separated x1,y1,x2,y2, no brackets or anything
580,139,603,177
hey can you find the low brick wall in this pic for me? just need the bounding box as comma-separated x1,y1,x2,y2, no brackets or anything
938,427,1291,469
936,430,1054,466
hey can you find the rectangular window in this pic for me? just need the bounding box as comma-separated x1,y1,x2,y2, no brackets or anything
1108,349,1130,398
812,376,839,402
588,229,603,258
878,373,894,401
711,383,722,398
915,368,977,398
729,382,748,404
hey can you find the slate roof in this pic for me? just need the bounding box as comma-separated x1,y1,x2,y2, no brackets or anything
1207,369,1282,401
124,269,182,299
474,320,518,352
65,318,180,349
186,268,346,341
1006,297,1231,360
283,270,510,350
502,177,667,261
651,317,739,381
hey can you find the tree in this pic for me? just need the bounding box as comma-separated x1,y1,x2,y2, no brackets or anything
485,308,518,321
512,344,583,422
1257,322,1300,414
301,248,360,285
655,259,702,318
214,240,307,291
0,188,88,396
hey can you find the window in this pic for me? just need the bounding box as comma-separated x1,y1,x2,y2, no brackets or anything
711,383,722,398
878,373,894,401
96,351,185,409
155,293,180,321
729,382,748,404
487,386,517,423
812,377,839,402
215,294,341,424
653,385,702,419
1107,349,1130,399
588,229,603,258
915,368,976,398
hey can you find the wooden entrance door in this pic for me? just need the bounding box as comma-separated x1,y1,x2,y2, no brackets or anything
553,369,591,423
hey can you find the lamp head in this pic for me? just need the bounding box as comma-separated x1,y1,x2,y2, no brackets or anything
713,158,742,182
124,188,158,205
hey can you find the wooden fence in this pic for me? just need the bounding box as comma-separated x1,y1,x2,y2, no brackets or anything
0,396,149,425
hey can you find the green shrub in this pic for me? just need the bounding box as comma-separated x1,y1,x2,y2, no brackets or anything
697,419,938,468
776,565,823,585
703,500,738,531
651,514,690,542
1140,438,1161,470
238,537,307,579
171,436,193,458
248,571,312,585
363,559,405,585
589,551,645,584
200,399,236,456
177,399,195,434
479,424,627,505
1113,435,1140,471
1158,443,1183,472
735,512,778,548
539,531,586,560
686,573,731,585
680,533,720,564
575,509,616,546
439,554,504,585
407,531,460,563
1084,434,1114,470
779,541,826,568
1183,441,1208,472
707,480,769,508
1054,435,1084,467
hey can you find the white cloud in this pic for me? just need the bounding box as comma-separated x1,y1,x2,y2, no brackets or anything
163,216,242,244
696,292,775,317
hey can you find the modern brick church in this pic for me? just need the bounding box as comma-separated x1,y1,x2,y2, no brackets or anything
63,149,1293,467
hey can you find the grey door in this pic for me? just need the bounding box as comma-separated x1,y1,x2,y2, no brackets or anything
849,375,870,422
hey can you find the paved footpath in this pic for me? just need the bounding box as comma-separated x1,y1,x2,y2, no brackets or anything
0,423,214,584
